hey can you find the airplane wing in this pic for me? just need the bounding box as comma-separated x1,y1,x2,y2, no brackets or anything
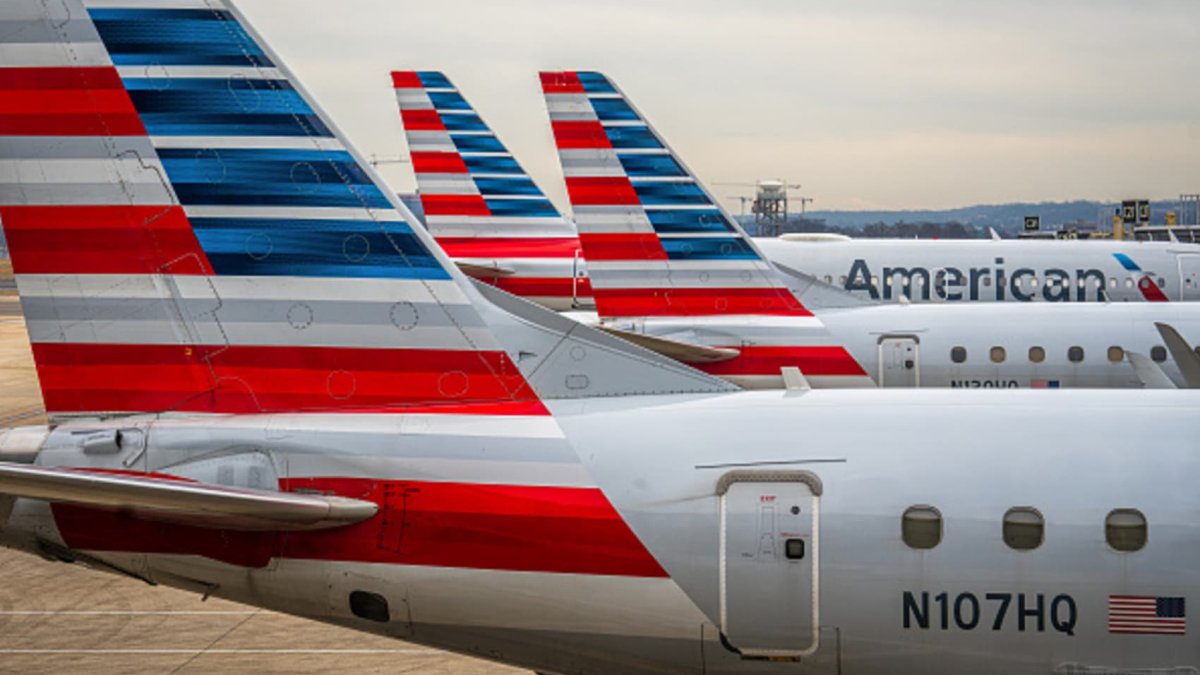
456,261,518,278
0,462,377,531
1154,322,1200,388
593,326,740,364
1126,352,1177,389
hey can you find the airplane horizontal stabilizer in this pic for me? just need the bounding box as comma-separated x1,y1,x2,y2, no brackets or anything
593,326,740,364
0,463,378,531
772,262,878,310
457,261,518,278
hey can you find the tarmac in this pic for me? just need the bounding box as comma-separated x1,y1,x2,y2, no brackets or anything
0,295,525,674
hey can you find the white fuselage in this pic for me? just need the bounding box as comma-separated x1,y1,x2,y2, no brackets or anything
755,237,1200,303
819,302,1197,388
2,389,1196,675
599,301,1200,389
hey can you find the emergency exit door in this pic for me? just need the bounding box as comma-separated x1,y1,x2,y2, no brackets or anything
878,336,919,387
1179,255,1200,300
719,471,821,658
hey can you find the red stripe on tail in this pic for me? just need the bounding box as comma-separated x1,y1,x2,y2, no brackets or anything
577,233,666,261
391,71,423,89
565,176,639,206
540,71,585,94
32,344,543,415
420,194,491,217
551,120,612,150
0,206,212,275
411,151,469,174
0,67,146,136
595,287,811,317
437,236,583,259
400,109,445,132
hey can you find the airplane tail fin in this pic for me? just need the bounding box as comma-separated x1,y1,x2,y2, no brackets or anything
539,71,807,319
539,72,872,388
392,71,590,310
0,3,727,420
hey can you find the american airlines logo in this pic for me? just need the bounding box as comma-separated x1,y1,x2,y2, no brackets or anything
845,259,1109,302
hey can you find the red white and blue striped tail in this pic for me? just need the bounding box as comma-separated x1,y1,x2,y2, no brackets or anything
540,72,872,388
539,71,811,320
0,1,551,419
393,71,592,311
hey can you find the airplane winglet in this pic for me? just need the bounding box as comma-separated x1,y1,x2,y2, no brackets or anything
1126,352,1178,389
1154,322,1200,388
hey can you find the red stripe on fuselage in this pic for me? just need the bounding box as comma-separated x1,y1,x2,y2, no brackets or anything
31,343,543,415
594,288,812,318
699,345,866,377
0,67,146,136
0,206,212,275
51,477,667,577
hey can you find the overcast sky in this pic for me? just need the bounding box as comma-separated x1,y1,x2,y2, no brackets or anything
240,0,1200,211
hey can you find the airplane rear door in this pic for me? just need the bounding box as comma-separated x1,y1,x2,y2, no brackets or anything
1179,255,1200,300
719,471,820,659
878,336,919,387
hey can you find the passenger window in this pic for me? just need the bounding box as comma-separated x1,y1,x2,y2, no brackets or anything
1108,278,1117,288
902,505,942,550
1125,278,1134,288
1003,507,1044,551
1105,509,1147,552
990,346,1006,363
1068,346,1084,363
1028,346,1045,363
1157,277,1166,288
839,275,848,285
1107,346,1124,363
951,346,967,364
823,275,832,284
1151,346,1167,363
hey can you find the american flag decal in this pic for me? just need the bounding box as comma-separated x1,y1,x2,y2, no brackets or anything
1108,595,1186,635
